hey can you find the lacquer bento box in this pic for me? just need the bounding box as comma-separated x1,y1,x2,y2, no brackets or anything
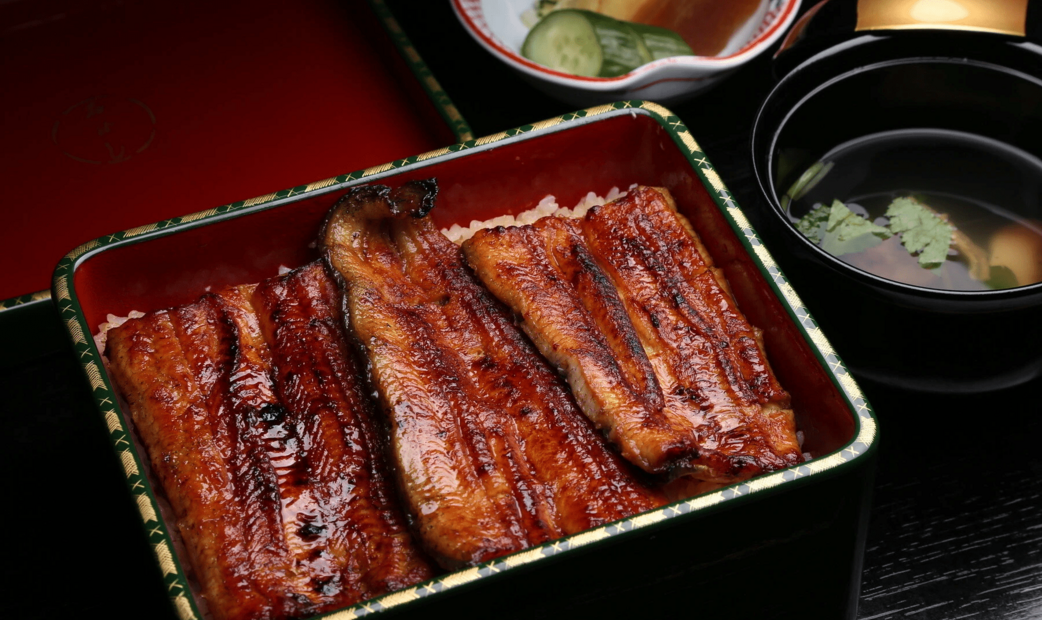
55,103,878,619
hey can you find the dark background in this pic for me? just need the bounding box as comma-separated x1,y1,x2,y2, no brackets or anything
2,1,1039,618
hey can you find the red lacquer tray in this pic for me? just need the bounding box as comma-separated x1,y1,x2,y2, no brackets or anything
0,0,469,302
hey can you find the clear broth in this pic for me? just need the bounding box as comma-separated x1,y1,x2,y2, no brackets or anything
784,128,1042,291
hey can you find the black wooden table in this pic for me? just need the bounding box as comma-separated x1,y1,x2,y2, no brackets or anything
2,2,1039,619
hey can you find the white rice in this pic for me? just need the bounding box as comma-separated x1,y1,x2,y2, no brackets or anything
94,265,294,355
93,311,146,357
796,430,812,461
441,186,628,245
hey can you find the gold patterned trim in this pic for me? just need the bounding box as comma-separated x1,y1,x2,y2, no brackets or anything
120,449,140,477
744,471,783,493
837,372,861,396
627,509,665,528
530,117,563,131
136,494,158,523
416,147,451,162
363,162,395,177
154,541,177,577
441,567,482,589
85,361,105,391
67,319,87,345
444,104,464,123
66,239,100,260
777,281,804,309
728,207,753,232
700,167,726,192
0,290,51,313
371,588,419,610
382,11,403,34
179,208,219,224
104,410,123,433
54,275,71,301
173,594,198,620
583,103,616,117
805,326,837,357
305,177,339,192
750,242,773,266
124,223,159,238
243,193,278,208
675,130,701,154
640,101,674,119
474,132,509,147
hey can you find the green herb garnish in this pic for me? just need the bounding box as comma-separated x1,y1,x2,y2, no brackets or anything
785,161,834,204
985,265,1019,290
795,203,830,243
795,199,891,256
885,197,954,267
828,200,891,241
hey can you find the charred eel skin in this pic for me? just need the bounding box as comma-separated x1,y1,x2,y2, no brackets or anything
321,180,665,569
251,263,434,599
106,263,433,620
463,186,803,482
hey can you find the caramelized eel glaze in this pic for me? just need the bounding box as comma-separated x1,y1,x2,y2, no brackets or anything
321,181,666,569
106,263,432,620
463,186,803,481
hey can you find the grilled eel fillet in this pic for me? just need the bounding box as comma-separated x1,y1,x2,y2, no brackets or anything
321,180,666,569
462,186,803,481
105,262,433,620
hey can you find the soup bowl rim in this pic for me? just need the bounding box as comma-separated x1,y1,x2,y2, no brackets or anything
752,55,1042,311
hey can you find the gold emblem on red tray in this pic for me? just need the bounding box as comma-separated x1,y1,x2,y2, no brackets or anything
856,0,1028,35
52,95,156,164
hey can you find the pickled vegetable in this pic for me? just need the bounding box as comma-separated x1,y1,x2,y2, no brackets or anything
521,9,692,77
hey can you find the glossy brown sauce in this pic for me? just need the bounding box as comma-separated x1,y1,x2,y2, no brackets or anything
106,263,433,620
464,186,802,482
105,179,803,619
632,0,764,56
322,182,666,569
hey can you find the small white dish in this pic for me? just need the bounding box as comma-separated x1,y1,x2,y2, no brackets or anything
452,0,802,106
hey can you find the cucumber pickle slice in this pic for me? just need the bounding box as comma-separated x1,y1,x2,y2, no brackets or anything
629,22,695,61
521,10,604,76
521,9,693,78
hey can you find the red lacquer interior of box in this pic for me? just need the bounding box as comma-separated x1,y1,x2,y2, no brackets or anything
74,113,857,459
1,0,453,300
